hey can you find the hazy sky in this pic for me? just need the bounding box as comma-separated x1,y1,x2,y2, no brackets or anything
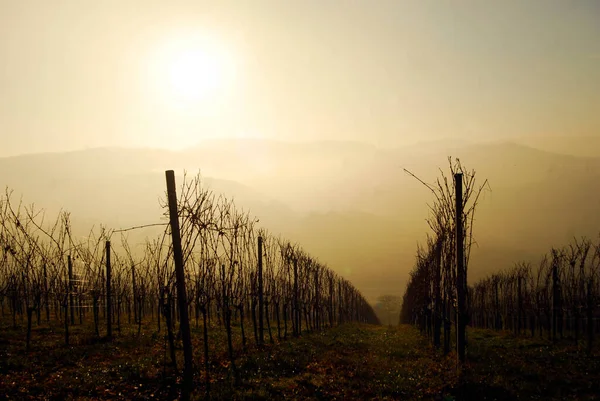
1,0,599,156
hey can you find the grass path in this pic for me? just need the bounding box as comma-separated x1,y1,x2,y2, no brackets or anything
230,324,457,400
2,322,599,400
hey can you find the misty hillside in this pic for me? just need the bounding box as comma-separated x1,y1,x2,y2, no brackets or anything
515,135,600,158
0,138,598,301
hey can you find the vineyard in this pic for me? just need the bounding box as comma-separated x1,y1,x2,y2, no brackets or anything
400,160,600,358
0,171,378,400
1,162,599,400
398,160,600,399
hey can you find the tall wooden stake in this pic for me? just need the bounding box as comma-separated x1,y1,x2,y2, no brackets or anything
43,264,50,322
455,172,466,364
132,265,137,324
552,258,559,342
434,241,442,348
293,258,299,337
64,263,69,346
68,255,75,325
338,281,343,325
517,275,523,335
165,170,193,401
587,278,594,355
314,266,320,330
106,241,112,339
258,236,264,345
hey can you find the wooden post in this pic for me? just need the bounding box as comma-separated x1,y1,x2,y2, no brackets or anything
434,240,442,347
165,170,193,401
517,275,523,335
552,259,559,342
258,236,264,345
251,272,258,345
68,255,75,325
455,172,466,364
130,264,141,323
338,281,343,325
328,275,334,327
43,264,50,322
106,241,112,339
293,258,299,336
64,264,69,346
314,267,320,331
587,279,594,354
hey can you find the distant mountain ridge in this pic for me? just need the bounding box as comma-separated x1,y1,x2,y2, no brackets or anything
0,137,598,302
513,135,600,158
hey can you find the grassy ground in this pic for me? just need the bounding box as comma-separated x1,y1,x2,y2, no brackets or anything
227,324,458,400
461,328,600,400
1,319,599,400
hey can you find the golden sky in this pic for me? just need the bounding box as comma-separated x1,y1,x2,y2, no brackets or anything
1,0,599,156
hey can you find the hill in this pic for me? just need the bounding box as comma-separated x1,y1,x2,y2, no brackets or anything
0,138,599,301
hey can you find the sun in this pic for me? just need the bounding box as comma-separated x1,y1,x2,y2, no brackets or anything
140,31,240,149
150,33,236,109
168,48,222,103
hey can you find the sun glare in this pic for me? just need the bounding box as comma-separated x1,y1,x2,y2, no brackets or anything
168,48,222,102
150,33,236,110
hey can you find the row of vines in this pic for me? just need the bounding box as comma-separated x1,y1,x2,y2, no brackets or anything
0,172,378,398
400,159,599,361
470,238,599,352
399,159,487,361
